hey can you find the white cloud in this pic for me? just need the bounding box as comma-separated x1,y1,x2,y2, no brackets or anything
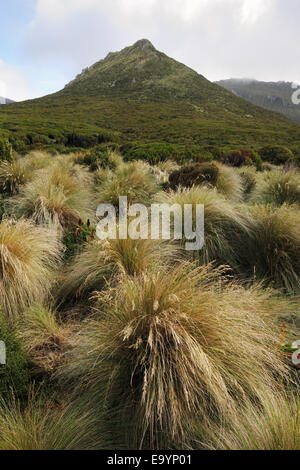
240,0,273,25
5,0,298,100
0,59,36,101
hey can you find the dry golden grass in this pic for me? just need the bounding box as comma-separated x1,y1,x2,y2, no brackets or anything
0,218,63,320
214,163,244,201
241,204,300,292
0,391,102,450
0,157,31,195
95,160,159,207
10,157,94,229
58,237,176,303
17,305,73,372
60,261,291,449
156,185,250,268
251,169,300,206
192,391,300,450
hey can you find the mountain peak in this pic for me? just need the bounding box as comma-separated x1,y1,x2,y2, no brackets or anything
132,39,155,51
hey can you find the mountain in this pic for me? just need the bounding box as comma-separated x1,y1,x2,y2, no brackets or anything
216,79,300,124
0,97,15,104
0,39,300,154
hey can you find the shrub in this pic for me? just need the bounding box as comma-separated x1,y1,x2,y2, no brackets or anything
0,219,63,320
221,149,252,167
96,160,159,207
0,138,13,162
0,391,102,450
250,169,300,206
240,204,300,292
221,149,263,171
10,158,94,229
82,147,122,172
125,142,178,165
168,162,243,201
169,163,219,190
0,313,30,399
258,146,294,165
61,262,289,449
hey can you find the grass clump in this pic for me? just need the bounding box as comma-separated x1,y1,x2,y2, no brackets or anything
156,185,249,268
0,391,102,450
95,160,159,207
10,157,94,229
192,392,300,450
0,218,63,320
61,262,289,449
0,313,30,399
58,237,174,304
0,157,31,195
17,305,72,372
250,169,300,206
241,204,300,292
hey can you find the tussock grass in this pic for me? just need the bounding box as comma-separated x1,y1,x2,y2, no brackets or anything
0,218,63,320
241,204,300,292
0,391,102,450
251,169,300,206
60,262,289,449
192,391,300,450
10,158,94,229
215,163,244,201
237,166,257,199
96,160,159,207
58,237,175,303
0,158,31,195
17,305,72,371
156,186,250,268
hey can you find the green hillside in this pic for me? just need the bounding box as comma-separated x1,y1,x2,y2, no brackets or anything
1,40,300,154
216,78,300,124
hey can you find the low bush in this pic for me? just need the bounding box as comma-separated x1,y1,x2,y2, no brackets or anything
169,163,219,190
258,146,294,165
0,138,13,162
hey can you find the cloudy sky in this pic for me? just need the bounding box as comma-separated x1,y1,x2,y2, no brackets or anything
1,0,299,101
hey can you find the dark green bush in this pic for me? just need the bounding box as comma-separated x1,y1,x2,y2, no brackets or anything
0,314,31,399
0,138,13,162
169,162,219,190
82,145,117,172
125,142,177,164
258,146,294,165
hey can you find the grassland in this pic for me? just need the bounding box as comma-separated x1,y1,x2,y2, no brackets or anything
0,147,298,450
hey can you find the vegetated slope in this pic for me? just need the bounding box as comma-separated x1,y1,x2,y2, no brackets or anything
216,78,300,124
0,40,300,150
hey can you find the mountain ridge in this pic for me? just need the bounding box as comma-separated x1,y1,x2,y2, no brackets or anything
0,40,300,154
216,78,300,123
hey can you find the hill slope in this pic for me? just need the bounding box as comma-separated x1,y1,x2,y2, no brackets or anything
216,79,300,124
0,40,300,153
